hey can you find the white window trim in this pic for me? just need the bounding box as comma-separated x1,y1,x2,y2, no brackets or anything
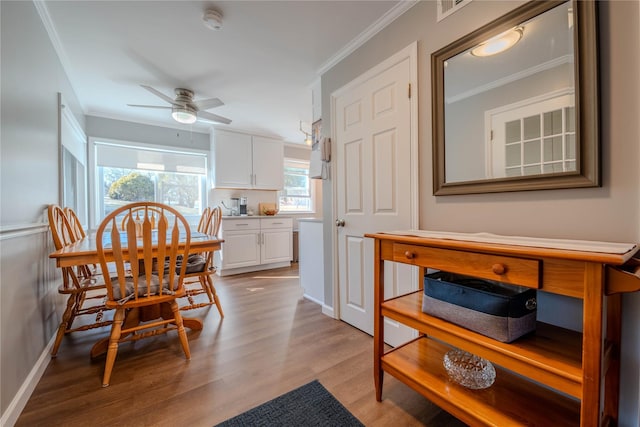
279,158,315,214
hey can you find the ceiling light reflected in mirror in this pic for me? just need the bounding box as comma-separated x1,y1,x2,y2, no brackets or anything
471,27,524,57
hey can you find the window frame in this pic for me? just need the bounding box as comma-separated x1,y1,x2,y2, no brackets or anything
88,137,209,230
279,157,314,214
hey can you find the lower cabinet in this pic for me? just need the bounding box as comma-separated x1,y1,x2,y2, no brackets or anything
216,217,292,276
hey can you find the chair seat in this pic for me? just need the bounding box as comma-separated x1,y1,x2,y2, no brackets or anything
165,254,208,274
109,275,178,302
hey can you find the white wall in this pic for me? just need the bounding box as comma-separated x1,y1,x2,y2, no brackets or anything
320,1,640,425
0,0,85,421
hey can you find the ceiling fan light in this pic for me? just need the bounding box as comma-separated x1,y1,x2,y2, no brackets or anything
203,10,223,31
471,27,524,57
172,107,197,124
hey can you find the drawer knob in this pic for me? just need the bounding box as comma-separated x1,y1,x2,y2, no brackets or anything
492,263,507,275
404,251,416,259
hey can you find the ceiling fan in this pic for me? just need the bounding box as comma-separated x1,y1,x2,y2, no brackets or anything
128,85,232,125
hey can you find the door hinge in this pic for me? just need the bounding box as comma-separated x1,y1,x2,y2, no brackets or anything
408,83,411,99
490,130,494,141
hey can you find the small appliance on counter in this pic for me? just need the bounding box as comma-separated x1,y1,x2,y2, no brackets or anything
229,198,240,216
239,196,248,215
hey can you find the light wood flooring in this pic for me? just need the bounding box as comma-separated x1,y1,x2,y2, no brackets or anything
16,265,465,427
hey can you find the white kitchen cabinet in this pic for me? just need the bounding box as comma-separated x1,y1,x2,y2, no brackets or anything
216,217,292,276
217,218,261,269
211,129,283,190
260,218,292,264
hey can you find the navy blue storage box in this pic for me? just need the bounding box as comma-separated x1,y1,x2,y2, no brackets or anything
422,271,537,343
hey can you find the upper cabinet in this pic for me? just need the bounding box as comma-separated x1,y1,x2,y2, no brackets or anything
211,129,284,190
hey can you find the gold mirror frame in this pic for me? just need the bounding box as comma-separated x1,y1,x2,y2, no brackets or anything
432,0,599,195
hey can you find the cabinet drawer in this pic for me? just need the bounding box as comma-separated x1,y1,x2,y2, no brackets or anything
221,218,261,231
260,218,292,229
392,243,540,288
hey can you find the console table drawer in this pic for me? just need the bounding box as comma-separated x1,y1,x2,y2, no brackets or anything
392,243,540,288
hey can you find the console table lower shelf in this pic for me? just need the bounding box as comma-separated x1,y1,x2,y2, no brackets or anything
382,337,580,426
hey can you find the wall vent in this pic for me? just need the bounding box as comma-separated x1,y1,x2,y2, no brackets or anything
437,0,472,22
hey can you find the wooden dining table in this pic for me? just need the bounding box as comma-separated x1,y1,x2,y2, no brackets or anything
49,230,223,358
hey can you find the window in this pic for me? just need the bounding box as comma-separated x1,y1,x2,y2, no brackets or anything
279,158,313,212
90,140,208,228
487,90,574,179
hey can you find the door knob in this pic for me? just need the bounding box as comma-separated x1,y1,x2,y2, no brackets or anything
336,219,345,227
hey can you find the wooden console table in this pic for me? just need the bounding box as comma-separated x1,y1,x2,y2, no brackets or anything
366,231,640,426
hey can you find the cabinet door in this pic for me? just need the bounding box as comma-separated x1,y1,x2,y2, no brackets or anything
220,230,261,269
261,229,292,264
212,130,253,188
252,136,284,190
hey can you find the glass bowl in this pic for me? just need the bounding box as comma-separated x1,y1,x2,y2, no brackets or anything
443,349,496,389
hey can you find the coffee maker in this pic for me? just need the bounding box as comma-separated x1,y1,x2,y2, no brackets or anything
239,197,248,215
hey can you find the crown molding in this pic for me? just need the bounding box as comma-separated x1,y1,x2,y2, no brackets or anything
446,54,574,104
317,0,419,76
33,1,86,113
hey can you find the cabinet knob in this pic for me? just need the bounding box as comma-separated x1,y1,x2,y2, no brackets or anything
492,263,507,275
404,251,416,259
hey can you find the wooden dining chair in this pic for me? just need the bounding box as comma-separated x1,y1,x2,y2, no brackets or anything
120,205,166,234
47,205,111,357
179,206,224,317
96,202,191,387
197,206,212,233
63,206,98,279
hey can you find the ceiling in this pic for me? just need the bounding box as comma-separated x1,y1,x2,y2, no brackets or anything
39,0,411,144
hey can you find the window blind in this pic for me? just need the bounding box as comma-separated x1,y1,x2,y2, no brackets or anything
95,142,207,175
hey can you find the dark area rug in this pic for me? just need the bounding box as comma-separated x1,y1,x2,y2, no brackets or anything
215,380,364,426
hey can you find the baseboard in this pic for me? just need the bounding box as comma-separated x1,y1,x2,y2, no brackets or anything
1,335,54,427
321,304,335,318
302,294,323,306
217,261,291,277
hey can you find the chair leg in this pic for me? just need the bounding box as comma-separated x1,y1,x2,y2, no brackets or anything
51,294,77,357
199,276,214,303
66,293,83,330
102,308,125,387
170,300,191,360
207,275,224,318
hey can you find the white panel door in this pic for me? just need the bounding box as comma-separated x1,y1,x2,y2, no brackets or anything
335,46,417,346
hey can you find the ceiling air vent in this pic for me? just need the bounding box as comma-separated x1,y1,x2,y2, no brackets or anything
437,0,472,22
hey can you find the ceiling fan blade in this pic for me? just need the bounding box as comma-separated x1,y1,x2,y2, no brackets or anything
194,97,224,111
140,85,181,106
127,104,172,109
197,110,232,125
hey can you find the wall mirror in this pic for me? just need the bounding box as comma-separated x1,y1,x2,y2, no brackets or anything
432,0,599,195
